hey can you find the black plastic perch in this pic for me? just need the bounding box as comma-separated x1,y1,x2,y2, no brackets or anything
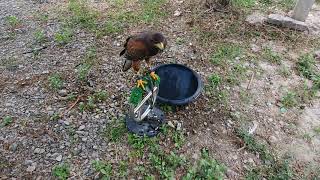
152,63,203,106
126,64,202,137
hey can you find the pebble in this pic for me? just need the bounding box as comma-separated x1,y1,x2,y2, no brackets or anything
10,143,18,152
174,10,182,17
26,163,37,172
34,148,45,154
167,121,175,128
63,121,70,126
269,135,277,143
58,89,68,97
56,155,63,162
78,125,85,131
176,122,182,131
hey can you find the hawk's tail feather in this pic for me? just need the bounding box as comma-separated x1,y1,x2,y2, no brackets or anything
119,49,126,56
122,59,132,72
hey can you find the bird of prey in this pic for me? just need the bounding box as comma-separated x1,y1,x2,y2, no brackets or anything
120,31,167,74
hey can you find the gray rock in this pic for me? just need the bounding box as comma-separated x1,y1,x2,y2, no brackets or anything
266,14,308,31
251,44,261,53
26,163,37,172
167,121,175,128
10,143,18,152
34,148,45,154
56,155,62,162
58,89,68,97
78,125,85,131
246,13,266,25
176,122,182,131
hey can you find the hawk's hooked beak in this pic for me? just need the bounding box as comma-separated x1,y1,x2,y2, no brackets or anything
155,42,165,50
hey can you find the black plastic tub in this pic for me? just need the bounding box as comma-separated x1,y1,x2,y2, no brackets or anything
152,63,202,106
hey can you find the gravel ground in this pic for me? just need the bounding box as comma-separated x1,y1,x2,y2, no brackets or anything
1,0,320,179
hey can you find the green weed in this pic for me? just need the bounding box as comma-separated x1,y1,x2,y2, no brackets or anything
262,48,282,65
77,47,96,81
246,159,293,180
172,131,185,148
77,63,92,81
94,90,108,102
68,0,98,30
1,116,13,127
183,148,226,180
50,113,60,121
297,53,316,80
92,160,112,179
34,29,46,43
176,37,186,45
139,0,167,23
313,126,320,134
280,91,298,109
209,74,222,89
232,0,256,8
104,119,127,142
54,28,73,45
236,129,273,162
278,65,291,78
52,163,70,180
48,73,63,90
6,15,20,28
210,44,242,66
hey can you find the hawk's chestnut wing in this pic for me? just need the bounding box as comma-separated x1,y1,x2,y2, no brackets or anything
125,39,149,60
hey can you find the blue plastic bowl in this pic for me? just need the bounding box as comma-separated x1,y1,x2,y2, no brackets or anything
152,64,203,106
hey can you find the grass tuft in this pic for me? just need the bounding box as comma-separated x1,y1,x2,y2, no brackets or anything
52,163,70,180
48,73,63,90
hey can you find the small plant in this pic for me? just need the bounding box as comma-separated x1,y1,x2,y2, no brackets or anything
77,63,92,81
92,160,112,179
281,91,298,109
278,65,291,78
210,44,241,66
232,0,255,8
172,131,185,148
140,0,167,23
312,74,320,90
1,116,13,127
34,29,46,43
94,90,108,102
297,53,316,80
48,73,63,90
104,119,127,142
160,104,173,112
54,28,73,45
68,0,98,30
246,159,293,180
6,15,20,28
37,13,49,22
128,134,150,150
183,148,226,180
118,160,128,177
50,113,60,121
176,37,185,45
78,102,86,112
209,74,222,89
262,48,282,65
236,129,273,162
313,126,320,134
52,163,70,180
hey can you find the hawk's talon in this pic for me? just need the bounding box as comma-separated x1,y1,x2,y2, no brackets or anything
150,72,158,81
137,79,147,90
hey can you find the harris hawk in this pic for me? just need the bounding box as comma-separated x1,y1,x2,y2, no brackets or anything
120,31,167,74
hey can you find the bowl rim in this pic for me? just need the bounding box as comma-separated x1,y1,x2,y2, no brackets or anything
152,63,203,105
